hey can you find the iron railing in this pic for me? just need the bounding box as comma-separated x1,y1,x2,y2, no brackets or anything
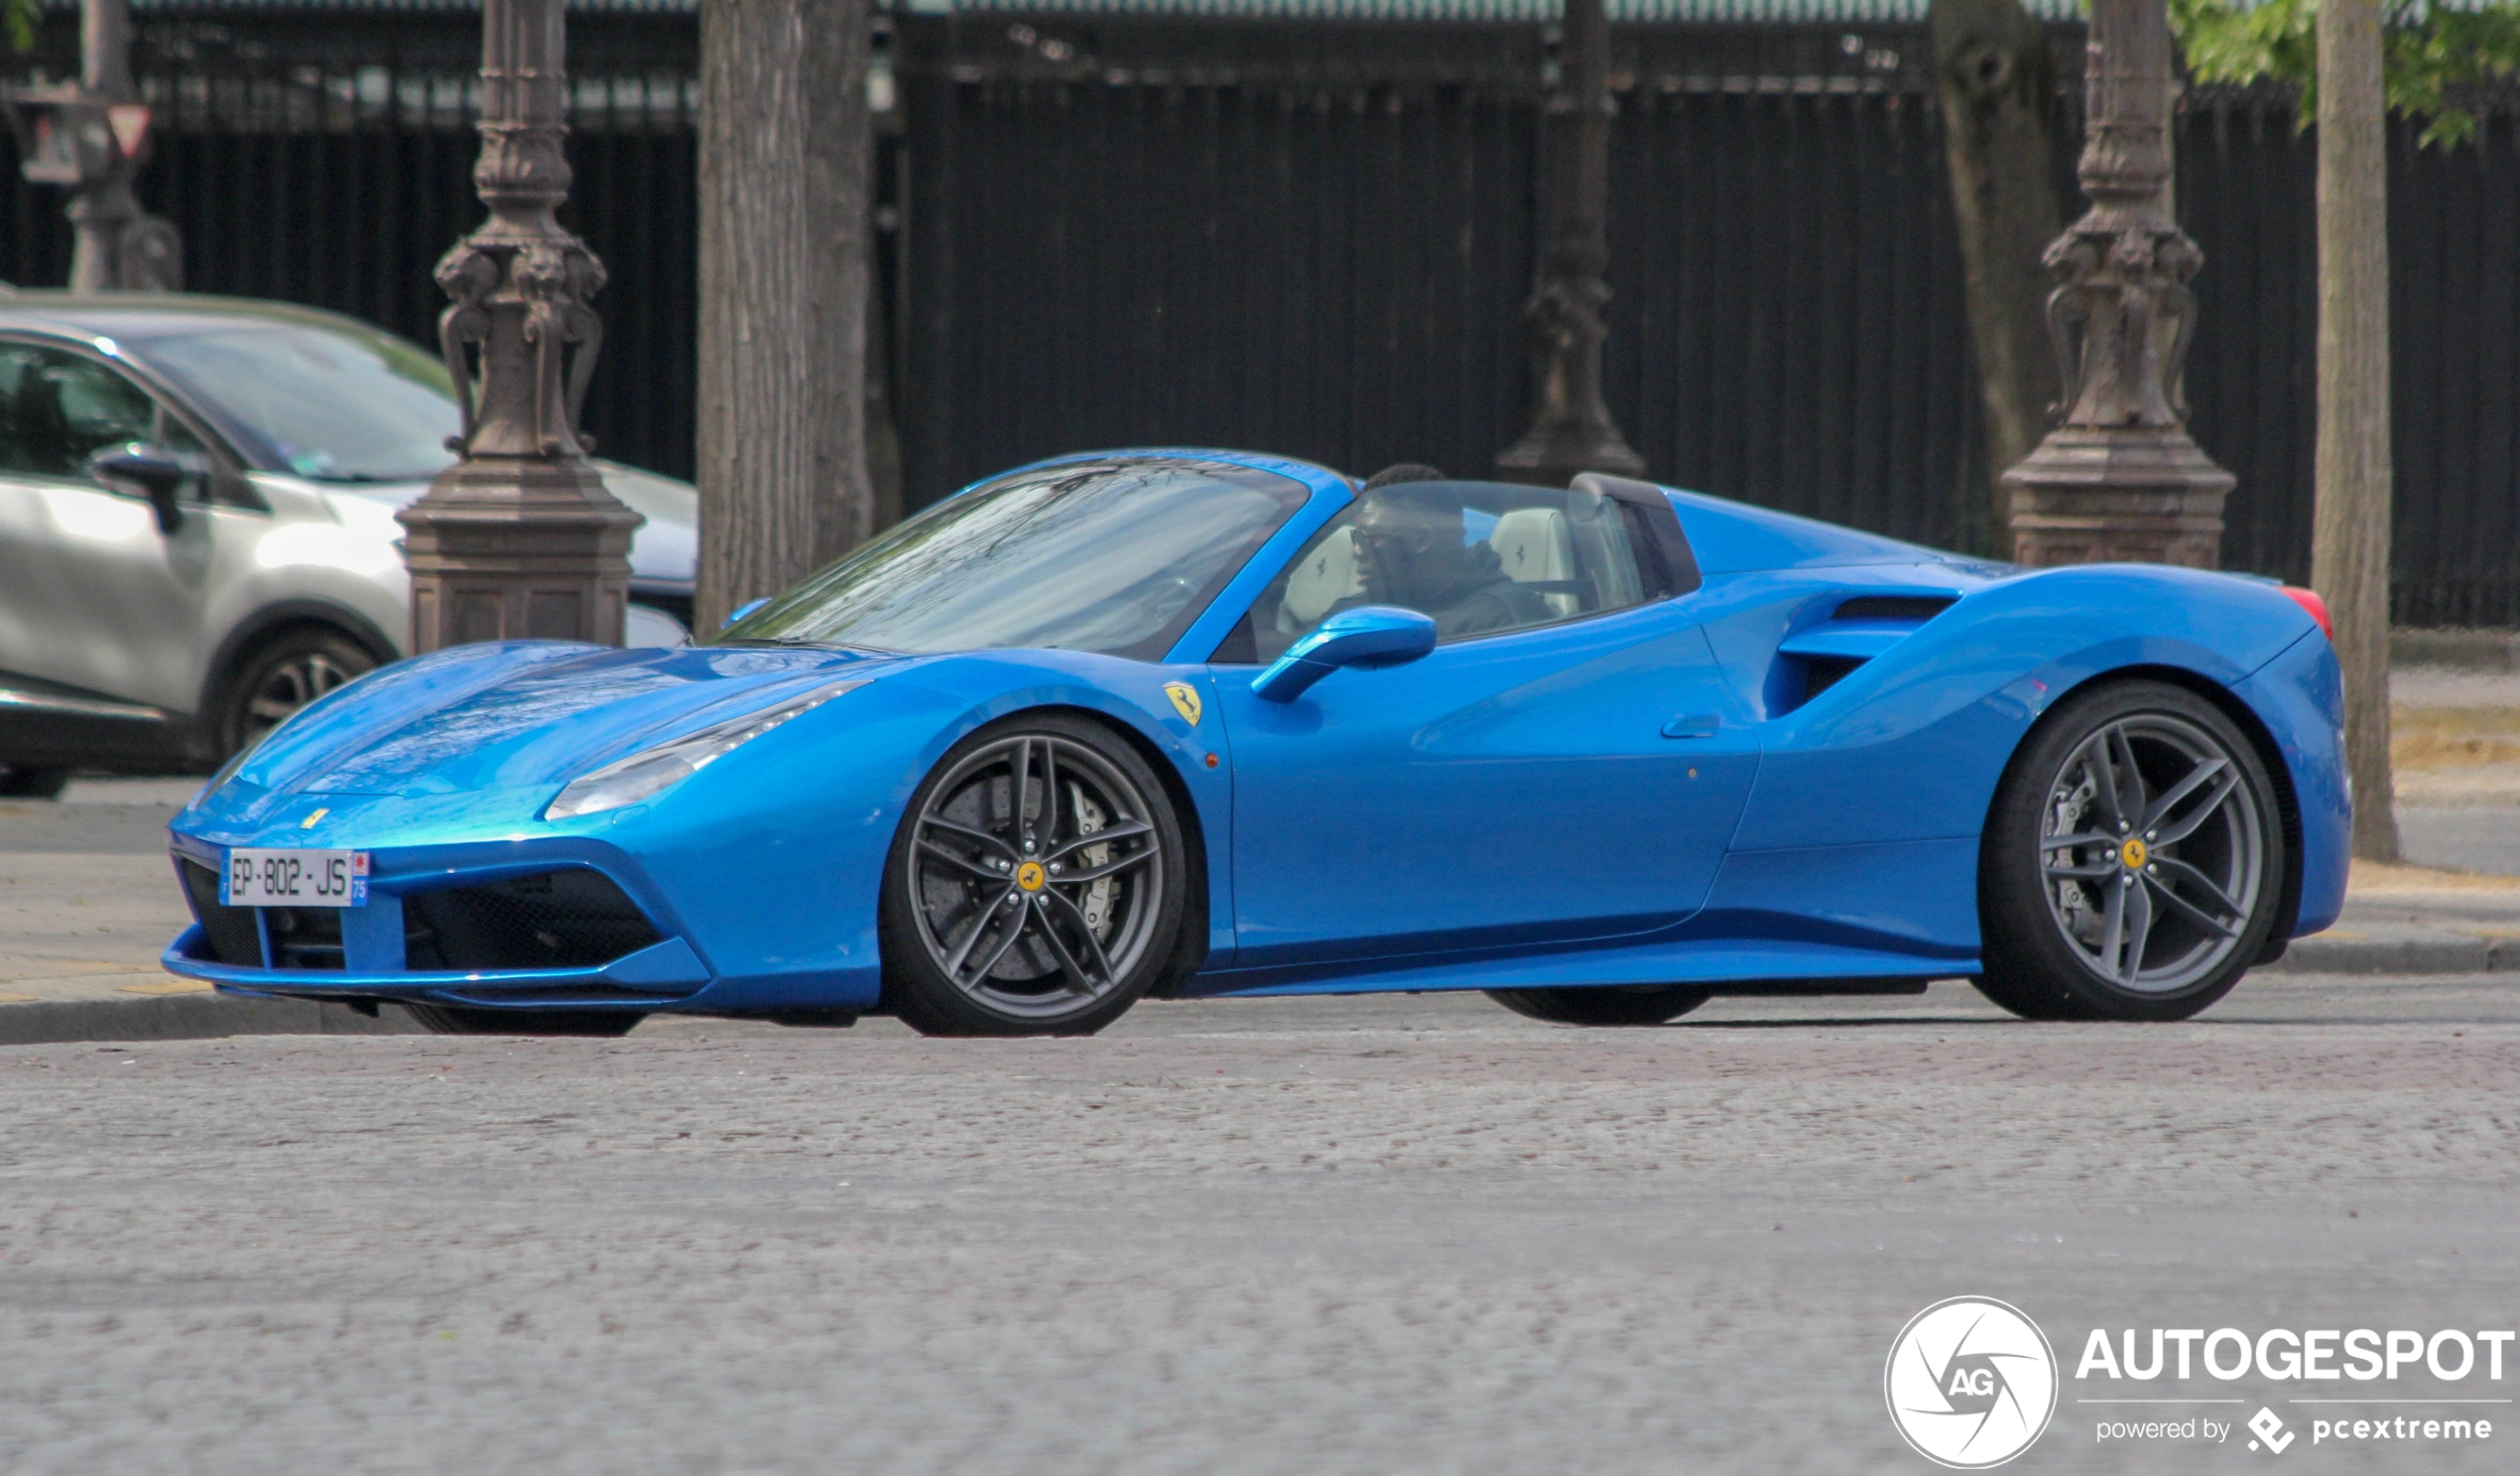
1,7,2514,622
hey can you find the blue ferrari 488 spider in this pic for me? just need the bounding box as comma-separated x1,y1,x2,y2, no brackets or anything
164,449,2346,1036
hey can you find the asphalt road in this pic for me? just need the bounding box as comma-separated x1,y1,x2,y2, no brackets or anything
3,982,2514,1475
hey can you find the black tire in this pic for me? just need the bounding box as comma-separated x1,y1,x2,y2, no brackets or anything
1485,985,1711,1026
0,765,70,799
217,626,377,758
403,1004,644,1037
880,712,1191,1037
1976,678,2286,1023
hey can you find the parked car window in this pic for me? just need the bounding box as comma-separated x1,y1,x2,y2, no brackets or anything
1227,480,1651,663
136,322,459,483
721,458,1310,662
0,344,159,480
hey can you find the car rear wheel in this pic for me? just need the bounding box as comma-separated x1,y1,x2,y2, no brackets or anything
1975,679,2285,1023
1485,985,1711,1026
217,627,377,758
402,1005,644,1037
0,765,69,799
881,714,1190,1037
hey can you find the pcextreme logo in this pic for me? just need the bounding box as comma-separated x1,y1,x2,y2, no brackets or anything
1885,1297,2061,1468
1890,1305,2513,1464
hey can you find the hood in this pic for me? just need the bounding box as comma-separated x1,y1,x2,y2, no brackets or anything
313,460,697,586
234,641,892,799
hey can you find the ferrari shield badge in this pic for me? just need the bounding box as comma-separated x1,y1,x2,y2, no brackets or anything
1163,681,1202,726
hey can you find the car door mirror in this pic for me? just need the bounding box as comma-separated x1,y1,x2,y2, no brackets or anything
1250,604,1437,703
89,445,189,534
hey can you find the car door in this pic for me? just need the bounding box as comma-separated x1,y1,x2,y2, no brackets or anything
0,339,234,713
1208,478,1760,970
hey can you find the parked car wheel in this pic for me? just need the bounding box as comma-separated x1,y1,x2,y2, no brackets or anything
1485,985,1711,1026
0,764,70,799
217,626,377,757
1975,679,2285,1023
881,714,1190,1037
403,1005,644,1037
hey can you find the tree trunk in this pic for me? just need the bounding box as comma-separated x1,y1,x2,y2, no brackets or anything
1931,0,2063,554
696,0,873,632
2313,0,2399,862
864,252,905,533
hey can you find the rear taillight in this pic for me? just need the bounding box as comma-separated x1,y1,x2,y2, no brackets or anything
2282,586,2333,641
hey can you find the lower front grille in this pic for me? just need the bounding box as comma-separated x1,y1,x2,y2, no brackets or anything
178,860,263,967
265,907,345,970
403,870,664,972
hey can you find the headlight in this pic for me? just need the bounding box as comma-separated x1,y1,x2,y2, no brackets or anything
545,678,867,819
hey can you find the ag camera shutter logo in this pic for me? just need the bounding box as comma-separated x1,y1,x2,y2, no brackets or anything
1886,1296,2060,1467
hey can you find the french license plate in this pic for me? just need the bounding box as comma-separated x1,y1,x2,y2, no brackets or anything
222,848,369,908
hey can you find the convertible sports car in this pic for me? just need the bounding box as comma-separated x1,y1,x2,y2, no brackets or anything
163,448,2346,1036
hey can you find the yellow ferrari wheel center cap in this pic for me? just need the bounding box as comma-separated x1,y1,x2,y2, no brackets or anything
2119,838,2149,870
1015,861,1047,892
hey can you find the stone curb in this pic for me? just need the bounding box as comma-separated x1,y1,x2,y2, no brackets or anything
0,994,422,1047
2269,934,2520,976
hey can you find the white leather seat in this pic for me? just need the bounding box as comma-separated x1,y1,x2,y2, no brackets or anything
1279,524,1362,629
1489,507,1577,615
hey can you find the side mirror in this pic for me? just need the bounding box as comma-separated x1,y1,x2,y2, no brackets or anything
90,445,189,534
722,596,771,630
1251,604,1437,704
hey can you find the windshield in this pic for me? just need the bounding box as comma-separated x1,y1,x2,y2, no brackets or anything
139,321,460,482
721,458,1311,661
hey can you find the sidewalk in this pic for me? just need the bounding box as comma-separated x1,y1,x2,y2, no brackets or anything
0,780,415,1044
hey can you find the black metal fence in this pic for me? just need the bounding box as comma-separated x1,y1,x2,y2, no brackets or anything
3,9,2517,623
0,8,703,476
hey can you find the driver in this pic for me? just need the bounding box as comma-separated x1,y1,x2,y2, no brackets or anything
1348,482,1555,639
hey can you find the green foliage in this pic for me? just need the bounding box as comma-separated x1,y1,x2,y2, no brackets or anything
2170,0,2520,146
4,0,36,56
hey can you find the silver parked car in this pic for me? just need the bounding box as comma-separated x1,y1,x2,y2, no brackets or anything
0,293,695,796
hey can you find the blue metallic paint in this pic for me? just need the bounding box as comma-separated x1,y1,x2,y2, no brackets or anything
165,448,2346,1016
1249,605,1439,703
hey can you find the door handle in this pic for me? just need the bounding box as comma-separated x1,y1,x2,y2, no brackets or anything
1661,714,1719,739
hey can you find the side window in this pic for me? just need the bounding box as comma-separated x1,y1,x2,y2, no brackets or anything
0,344,164,480
0,343,213,503
1227,480,1655,664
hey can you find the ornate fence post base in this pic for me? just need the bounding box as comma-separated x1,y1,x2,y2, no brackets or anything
402,457,639,648
2000,0,2233,568
2003,428,2232,567
396,0,638,655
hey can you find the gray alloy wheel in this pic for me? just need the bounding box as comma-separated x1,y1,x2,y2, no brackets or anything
882,717,1187,1037
219,627,376,757
1976,680,2284,1023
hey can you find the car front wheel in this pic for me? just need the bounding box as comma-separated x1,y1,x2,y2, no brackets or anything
881,714,1191,1037
1975,679,2286,1023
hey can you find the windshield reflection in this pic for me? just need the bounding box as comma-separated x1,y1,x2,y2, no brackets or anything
722,459,1310,662
140,321,460,483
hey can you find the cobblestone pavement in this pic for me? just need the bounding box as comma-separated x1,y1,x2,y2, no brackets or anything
2,985,2514,1475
